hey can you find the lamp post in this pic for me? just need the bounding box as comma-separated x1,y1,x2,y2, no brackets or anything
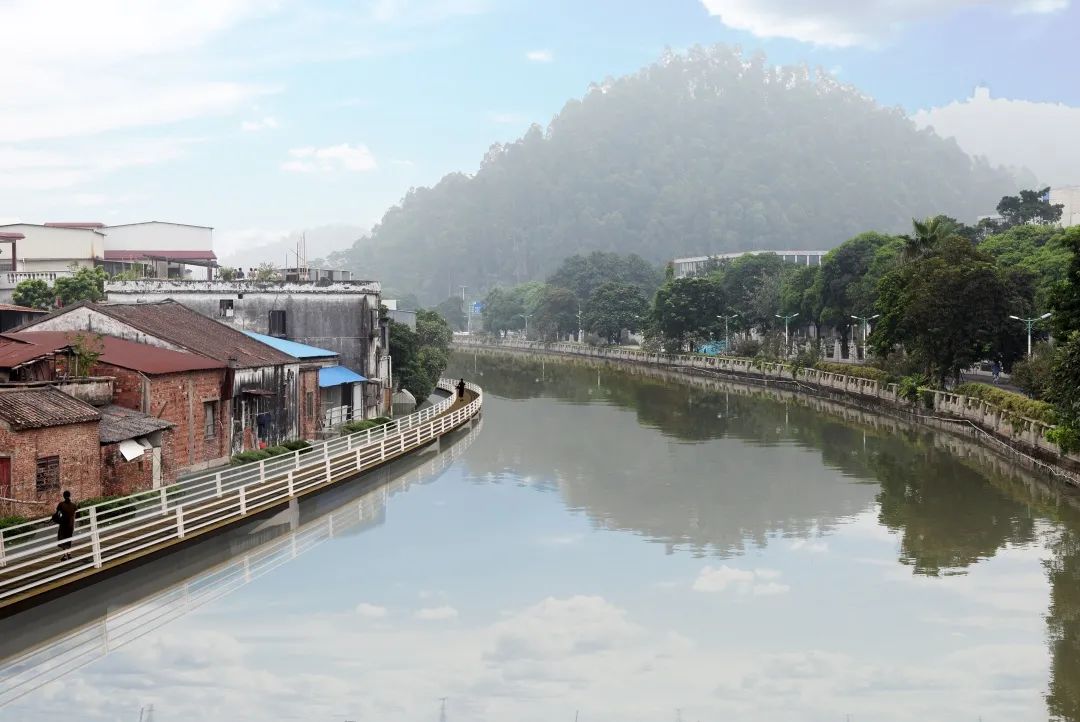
774,312,799,351
717,313,738,352
850,313,880,345
1009,312,1052,357
516,313,531,339
577,304,583,343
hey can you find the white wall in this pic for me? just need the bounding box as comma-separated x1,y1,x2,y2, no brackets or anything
0,224,104,269
103,222,213,252
1051,186,1080,229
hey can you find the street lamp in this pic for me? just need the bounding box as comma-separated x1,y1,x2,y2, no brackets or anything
717,313,738,352
1009,312,1052,357
577,304,583,343
774,312,799,350
850,314,880,345
516,313,531,338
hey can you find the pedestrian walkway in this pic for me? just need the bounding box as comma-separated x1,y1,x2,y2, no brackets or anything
0,381,482,613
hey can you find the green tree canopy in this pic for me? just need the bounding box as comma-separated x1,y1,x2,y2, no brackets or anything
533,285,580,341
12,279,54,310
872,237,1026,385
434,296,466,331
547,252,661,305
813,232,897,341
54,266,108,307
583,281,648,344
650,276,730,351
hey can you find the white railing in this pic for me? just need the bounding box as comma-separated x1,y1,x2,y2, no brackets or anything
0,270,74,289
0,380,481,605
322,405,353,428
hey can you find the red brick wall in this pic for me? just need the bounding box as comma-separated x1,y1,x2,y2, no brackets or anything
100,443,154,496
0,421,102,515
299,367,321,440
146,370,229,475
93,362,146,409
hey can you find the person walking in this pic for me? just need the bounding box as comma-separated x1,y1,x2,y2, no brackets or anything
991,359,1001,385
53,490,77,561
456,378,467,399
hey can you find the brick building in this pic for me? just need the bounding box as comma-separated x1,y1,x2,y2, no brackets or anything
3,331,230,477
16,300,313,452
0,387,103,515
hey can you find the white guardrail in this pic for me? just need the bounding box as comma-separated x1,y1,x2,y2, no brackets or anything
0,379,482,605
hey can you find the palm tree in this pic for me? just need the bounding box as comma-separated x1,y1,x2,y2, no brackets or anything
901,215,956,262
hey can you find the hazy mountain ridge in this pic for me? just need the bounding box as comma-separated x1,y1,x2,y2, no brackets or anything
329,45,1016,303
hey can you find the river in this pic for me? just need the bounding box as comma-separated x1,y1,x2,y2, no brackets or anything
1,352,1078,722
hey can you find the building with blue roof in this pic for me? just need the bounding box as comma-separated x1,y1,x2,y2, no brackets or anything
244,330,371,430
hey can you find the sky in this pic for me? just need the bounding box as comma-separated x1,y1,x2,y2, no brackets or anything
1,0,1078,259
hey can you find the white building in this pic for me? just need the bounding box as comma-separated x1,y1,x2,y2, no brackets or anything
1050,186,1080,228
672,250,828,279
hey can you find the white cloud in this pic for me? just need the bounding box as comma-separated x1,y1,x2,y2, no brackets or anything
692,565,790,596
355,603,388,618
699,0,1070,47
526,49,553,62
913,86,1080,186
0,137,193,191
241,116,280,132
281,143,377,173
790,539,829,553
415,605,459,620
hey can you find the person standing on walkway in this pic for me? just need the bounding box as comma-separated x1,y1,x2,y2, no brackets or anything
53,490,77,561
456,378,467,399
991,360,1001,384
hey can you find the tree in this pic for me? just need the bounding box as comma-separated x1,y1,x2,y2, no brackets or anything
254,263,279,281
583,282,648,344
813,232,896,352
547,252,661,304
434,296,467,331
415,308,453,348
54,266,108,306
218,266,238,281
996,187,1063,228
1049,227,1080,338
12,279,54,310
388,311,452,405
872,237,1019,386
718,253,787,332
901,216,956,262
650,276,729,351
533,286,579,340
481,287,526,336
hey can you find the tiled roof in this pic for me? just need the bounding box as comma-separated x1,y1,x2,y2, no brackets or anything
0,338,55,369
44,222,106,229
2,331,224,374
242,330,338,359
0,387,100,430
0,303,46,313
98,405,173,444
91,301,294,368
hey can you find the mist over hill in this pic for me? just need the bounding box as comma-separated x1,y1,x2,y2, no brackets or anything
328,45,1016,303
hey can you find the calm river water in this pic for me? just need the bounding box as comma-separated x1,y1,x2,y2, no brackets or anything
1,352,1078,722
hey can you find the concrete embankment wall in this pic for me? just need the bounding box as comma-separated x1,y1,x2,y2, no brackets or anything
454,340,1080,487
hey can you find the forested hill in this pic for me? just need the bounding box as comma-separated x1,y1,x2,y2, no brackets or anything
331,45,1016,302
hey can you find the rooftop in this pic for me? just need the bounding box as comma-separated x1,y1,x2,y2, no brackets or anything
0,232,25,241
0,303,46,314
242,331,338,360
98,404,173,444
2,331,225,374
88,301,294,368
105,279,380,294
318,366,367,387
0,387,100,430
44,222,106,229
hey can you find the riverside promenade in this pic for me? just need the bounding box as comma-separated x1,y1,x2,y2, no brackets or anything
0,380,482,614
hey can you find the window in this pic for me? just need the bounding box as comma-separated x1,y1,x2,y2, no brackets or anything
204,401,216,439
269,309,287,337
305,391,314,419
35,456,60,493
218,299,234,318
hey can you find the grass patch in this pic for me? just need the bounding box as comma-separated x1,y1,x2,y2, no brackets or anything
954,382,1058,425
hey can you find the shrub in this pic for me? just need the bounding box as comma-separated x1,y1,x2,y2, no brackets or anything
954,382,1058,425
897,374,928,403
814,362,890,383
0,515,29,531
342,420,377,435
231,450,272,466
371,416,391,425
1009,343,1055,399
1047,425,1080,454
729,337,761,357
282,439,311,451
263,445,290,457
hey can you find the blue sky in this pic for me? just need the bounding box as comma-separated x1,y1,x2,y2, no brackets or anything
1,0,1078,257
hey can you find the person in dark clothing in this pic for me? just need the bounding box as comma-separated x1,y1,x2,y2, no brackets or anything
54,490,77,561
456,378,467,399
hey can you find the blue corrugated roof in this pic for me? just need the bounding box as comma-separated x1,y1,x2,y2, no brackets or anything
242,330,338,359
319,365,367,387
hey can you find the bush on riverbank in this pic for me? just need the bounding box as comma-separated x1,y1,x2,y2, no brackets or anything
340,416,391,435
813,362,891,383
954,382,1057,425
0,515,28,531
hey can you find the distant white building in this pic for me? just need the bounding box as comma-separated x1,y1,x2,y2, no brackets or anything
672,250,828,279
1050,186,1080,228
0,220,217,302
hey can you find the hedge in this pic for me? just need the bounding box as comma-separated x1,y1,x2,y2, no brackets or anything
954,382,1058,425
812,362,891,383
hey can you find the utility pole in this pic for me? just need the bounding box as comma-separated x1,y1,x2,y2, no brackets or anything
459,285,467,302
577,304,583,343
774,312,800,352
438,697,448,722
717,313,738,352
1009,312,1051,357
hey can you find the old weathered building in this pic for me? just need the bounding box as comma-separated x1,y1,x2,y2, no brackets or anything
14,300,307,453
105,280,389,417
3,331,230,477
